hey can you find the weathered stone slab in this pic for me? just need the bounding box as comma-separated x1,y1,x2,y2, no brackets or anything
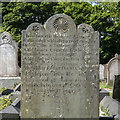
0,77,21,89
0,32,19,77
113,75,120,102
21,14,99,118
100,96,120,117
0,105,19,119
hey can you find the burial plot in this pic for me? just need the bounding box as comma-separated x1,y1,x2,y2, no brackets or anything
21,14,99,118
0,32,18,77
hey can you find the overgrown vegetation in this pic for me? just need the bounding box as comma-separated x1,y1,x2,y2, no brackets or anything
0,88,12,111
101,106,110,116
0,95,11,111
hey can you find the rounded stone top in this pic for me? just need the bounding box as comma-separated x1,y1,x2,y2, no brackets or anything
26,22,44,32
0,32,13,45
44,14,76,35
107,53,120,69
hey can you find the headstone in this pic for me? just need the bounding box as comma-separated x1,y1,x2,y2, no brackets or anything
107,54,120,86
21,14,99,118
99,64,105,80
100,89,109,102
100,96,120,117
104,64,108,82
0,32,19,77
113,75,120,102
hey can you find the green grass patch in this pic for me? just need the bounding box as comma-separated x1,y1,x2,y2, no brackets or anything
100,81,113,89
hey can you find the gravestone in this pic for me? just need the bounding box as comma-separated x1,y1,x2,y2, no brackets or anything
21,14,99,118
99,64,104,80
107,54,120,86
0,32,19,77
113,75,120,102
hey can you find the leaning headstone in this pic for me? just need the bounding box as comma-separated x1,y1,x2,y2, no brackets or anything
113,75,120,102
0,32,19,77
100,96,120,117
21,14,99,118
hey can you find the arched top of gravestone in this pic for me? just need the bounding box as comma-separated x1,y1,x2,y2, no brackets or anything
77,23,95,38
0,32,13,45
44,14,76,35
26,22,44,32
107,53,120,69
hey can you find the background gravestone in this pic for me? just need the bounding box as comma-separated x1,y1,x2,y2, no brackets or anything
21,14,99,118
0,32,19,77
107,54,120,86
99,64,104,80
113,75,120,102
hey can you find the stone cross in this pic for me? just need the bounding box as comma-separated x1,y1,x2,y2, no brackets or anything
0,32,18,77
21,14,99,119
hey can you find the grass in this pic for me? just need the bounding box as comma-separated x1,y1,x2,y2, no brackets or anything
100,81,113,89
100,81,113,97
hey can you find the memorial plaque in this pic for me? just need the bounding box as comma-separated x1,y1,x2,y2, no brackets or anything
0,32,18,76
21,14,99,118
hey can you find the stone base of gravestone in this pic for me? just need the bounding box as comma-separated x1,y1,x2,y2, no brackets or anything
100,89,109,102
100,96,120,117
0,77,21,89
0,105,19,119
113,75,120,102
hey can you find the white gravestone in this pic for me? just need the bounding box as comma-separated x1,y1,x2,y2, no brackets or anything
107,54,120,85
99,64,104,80
0,32,18,77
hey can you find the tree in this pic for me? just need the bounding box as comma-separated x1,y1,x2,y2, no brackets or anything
2,2,58,66
2,2,120,65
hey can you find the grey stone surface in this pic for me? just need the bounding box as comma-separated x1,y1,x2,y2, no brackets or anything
11,97,21,114
0,77,21,89
0,32,19,77
100,96,120,117
0,105,19,119
107,54,120,86
113,75,120,102
100,89,109,102
99,64,105,80
10,91,21,102
21,14,99,118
